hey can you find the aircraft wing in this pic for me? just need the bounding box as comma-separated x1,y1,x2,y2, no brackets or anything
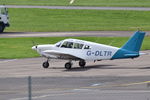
42,50,82,60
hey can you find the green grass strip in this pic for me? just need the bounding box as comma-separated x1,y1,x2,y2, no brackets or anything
0,37,149,59
5,8,150,32
1,0,150,7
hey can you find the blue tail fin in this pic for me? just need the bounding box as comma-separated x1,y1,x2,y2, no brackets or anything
121,31,146,52
111,31,146,59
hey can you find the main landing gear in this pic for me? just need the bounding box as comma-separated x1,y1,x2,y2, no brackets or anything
42,59,86,69
64,60,86,70
65,62,72,69
79,60,86,68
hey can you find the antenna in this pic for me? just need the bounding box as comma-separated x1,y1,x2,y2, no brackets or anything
137,28,141,32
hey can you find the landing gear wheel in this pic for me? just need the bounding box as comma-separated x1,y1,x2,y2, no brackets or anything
65,62,72,69
79,60,86,68
42,61,49,68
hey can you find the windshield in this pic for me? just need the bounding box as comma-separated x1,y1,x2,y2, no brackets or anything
0,7,8,15
61,41,73,48
55,41,63,47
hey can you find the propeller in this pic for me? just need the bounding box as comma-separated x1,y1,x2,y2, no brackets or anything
31,40,38,50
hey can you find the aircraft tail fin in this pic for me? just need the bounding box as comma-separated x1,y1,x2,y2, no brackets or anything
121,31,146,52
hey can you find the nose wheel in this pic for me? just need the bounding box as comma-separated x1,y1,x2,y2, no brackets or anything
42,61,49,68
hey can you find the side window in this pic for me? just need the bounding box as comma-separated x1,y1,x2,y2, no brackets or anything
84,45,91,49
67,42,73,48
61,41,73,48
61,41,67,48
74,43,84,49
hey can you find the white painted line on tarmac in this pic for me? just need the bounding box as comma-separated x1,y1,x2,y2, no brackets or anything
10,92,75,100
91,83,102,86
73,89,90,92
0,59,17,64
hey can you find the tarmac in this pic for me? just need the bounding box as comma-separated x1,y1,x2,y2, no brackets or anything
0,31,150,99
0,50,150,100
1,76,150,100
0,50,150,77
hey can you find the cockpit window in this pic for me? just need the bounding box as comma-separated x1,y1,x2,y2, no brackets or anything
74,43,84,49
61,41,73,48
84,45,91,49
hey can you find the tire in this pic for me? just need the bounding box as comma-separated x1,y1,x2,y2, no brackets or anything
0,24,5,33
79,60,86,68
42,61,49,68
65,62,72,69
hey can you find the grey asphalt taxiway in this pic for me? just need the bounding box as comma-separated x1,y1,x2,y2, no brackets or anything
0,31,149,100
0,50,150,100
1,31,150,38
1,76,150,100
6,5,150,11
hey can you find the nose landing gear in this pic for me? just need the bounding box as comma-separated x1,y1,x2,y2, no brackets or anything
42,61,49,68
42,59,50,68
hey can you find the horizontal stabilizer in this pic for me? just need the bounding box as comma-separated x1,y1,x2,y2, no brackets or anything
139,52,147,55
124,54,139,57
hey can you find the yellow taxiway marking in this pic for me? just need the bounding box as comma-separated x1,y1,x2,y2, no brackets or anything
117,81,150,87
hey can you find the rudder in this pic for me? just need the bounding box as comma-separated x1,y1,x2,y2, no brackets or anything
121,31,146,52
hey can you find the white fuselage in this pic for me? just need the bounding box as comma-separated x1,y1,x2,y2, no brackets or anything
32,39,119,61
31,31,146,69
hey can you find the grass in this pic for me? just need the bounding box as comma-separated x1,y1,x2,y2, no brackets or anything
0,36,149,59
5,8,150,32
1,0,150,7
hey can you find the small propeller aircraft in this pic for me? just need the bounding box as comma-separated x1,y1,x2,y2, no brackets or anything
32,31,146,69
